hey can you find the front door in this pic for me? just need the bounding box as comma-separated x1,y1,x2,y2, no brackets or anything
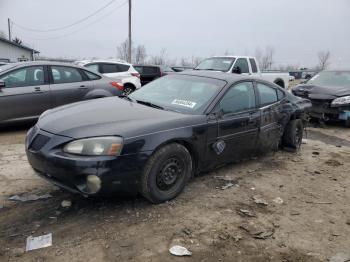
0,65,51,123
214,81,260,164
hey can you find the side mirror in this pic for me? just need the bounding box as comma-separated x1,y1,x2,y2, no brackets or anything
232,66,241,74
0,81,5,88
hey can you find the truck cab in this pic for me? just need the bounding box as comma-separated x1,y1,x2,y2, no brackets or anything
195,56,289,89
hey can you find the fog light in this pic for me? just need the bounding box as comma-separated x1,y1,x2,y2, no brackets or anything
86,175,101,194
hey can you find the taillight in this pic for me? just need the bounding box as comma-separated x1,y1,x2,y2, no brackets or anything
131,72,140,78
110,82,124,91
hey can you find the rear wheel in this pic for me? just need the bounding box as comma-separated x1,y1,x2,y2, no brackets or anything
345,117,350,127
282,119,303,152
140,143,192,204
123,84,135,96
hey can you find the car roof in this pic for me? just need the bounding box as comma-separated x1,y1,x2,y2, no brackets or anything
0,61,106,77
76,59,130,66
177,70,252,82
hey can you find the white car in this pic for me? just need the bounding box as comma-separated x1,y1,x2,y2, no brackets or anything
75,60,141,95
289,75,295,81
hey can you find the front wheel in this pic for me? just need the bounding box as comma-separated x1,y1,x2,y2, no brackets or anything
282,119,303,152
139,143,192,204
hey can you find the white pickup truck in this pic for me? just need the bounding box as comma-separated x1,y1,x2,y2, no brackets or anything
195,56,289,89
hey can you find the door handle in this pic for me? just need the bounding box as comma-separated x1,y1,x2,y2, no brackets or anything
79,85,88,90
33,87,44,94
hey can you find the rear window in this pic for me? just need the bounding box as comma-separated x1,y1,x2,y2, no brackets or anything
135,66,159,74
257,83,278,106
101,64,119,73
249,58,258,73
118,64,130,72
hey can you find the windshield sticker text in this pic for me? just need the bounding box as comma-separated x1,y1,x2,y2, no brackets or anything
171,99,197,109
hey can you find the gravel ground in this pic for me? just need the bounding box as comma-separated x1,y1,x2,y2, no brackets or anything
0,123,350,262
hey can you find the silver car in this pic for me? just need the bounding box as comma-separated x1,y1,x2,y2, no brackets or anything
0,61,124,125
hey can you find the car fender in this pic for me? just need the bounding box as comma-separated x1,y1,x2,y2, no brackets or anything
123,124,207,171
84,89,113,99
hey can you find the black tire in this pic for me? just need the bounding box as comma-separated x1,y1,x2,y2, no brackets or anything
123,85,135,96
345,117,350,127
140,143,192,204
282,119,303,152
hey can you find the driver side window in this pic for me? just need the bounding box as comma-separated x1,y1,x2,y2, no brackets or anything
218,82,256,114
233,58,249,74
0,66,45,88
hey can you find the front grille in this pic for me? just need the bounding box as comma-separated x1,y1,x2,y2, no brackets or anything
30,134,50,151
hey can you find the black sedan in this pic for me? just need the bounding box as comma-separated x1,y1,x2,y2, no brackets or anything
292,70,350,126
26,71,310,203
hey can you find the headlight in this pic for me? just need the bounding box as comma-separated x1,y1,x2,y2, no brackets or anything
331,96,350,106
63,137,123,156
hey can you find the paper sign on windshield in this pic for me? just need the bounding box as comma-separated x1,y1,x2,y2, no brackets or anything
171,99,197,109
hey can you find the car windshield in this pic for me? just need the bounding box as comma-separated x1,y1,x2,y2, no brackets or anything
307,71,350,87
129,75,226,114
195,57,235,72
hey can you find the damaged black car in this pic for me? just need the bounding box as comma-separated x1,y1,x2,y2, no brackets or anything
26,71,310,203
292,70,350,126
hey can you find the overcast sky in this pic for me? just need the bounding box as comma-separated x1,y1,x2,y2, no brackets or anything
0,0,349,68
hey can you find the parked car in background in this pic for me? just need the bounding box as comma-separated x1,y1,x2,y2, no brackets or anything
195,56,290,89
171,66,193,72
26,71,310,203
292,70,350,126
289,75,295,81
133,65,175,86
75,60,141,95
0,61,123,126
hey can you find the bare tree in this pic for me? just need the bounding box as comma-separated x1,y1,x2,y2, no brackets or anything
134,45,147,64
180,57,191,66
259,46,275,70
117,39,131,61
149,48,167,65
317,51,331,70
191,56,202,67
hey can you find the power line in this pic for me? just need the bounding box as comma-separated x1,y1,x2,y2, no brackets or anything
12,0,120,33
15,1,128,41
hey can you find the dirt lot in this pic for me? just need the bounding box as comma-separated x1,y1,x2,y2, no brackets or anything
0,123,350,262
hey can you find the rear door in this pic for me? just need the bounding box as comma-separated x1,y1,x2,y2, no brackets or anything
0,65,51,123
49,65,93,107
214,81,260,163
255,81,285,152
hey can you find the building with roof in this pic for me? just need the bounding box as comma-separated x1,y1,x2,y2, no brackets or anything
0,36,39,63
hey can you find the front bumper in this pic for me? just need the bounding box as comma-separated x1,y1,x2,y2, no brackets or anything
300,99,350,121
25,127,151,196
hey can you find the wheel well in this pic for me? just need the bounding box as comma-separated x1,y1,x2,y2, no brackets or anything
123,83,136,90
274,78,285,88
153,140,198,175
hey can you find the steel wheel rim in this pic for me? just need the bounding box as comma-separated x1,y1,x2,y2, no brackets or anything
156,157,184,191
123,87,133,96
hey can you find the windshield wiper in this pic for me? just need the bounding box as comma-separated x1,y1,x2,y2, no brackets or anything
136,100,164,110
118,95,134,102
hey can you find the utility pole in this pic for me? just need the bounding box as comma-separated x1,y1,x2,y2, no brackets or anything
8,18,12,41
128,0,132,63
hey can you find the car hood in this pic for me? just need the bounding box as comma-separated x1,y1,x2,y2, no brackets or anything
293,84,350,99
38,97,205,139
